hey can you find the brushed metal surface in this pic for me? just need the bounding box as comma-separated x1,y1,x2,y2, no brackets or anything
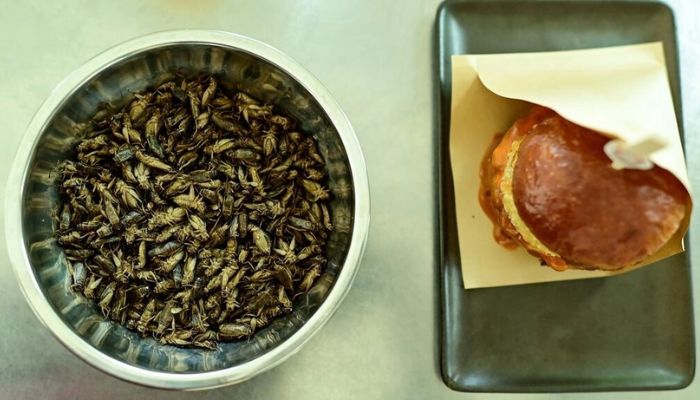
0,0,698,399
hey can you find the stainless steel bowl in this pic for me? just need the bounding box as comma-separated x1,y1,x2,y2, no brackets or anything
5,30,369,390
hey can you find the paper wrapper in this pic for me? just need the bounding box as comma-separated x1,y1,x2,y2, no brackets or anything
449,42,693,289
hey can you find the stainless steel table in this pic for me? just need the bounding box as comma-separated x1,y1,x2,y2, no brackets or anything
0,1,698,398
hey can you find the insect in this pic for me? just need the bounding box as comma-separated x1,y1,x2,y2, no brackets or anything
301,179,330,201
193,332,218,350
195,112,210,131
188,214,210,241
289,216,315,231
58,203,72,231
173,186,206,213
98,282,117,316
155,279,176,294
182,255,197,285
134,162,150,190
165,178,190,197
218,323,252,340
211,112,242,133
155,301,176,335
201,76,217,106
147,207,186,230
103,199,120,226
69,262,87,291
158,250,185,273
148,241,182,258
155,225,180,243
251,226,271,254
134,149,172,171
145,110,165,158
114,179,142,209
137,299,157,334
207,224,229,247
128,94,151,123
57,231,82,245
122,123,142,144
299,264,322,292
274,264,294,290
205,138,236,154
136,241,147,269
83,275,103,299
203,257,223,278
114,146,134,164
160,331,192,346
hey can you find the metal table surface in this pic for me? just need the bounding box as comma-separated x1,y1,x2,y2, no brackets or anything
0,0,697,399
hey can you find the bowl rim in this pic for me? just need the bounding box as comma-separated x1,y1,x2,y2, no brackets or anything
5,29,370,390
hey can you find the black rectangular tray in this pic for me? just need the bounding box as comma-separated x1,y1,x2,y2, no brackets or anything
436,0,695,392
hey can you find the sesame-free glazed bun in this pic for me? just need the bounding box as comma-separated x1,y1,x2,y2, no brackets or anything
479,106,689,271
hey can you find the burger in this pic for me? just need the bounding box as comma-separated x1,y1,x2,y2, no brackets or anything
479,106,690,271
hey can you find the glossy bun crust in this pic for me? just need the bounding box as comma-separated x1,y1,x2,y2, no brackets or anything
479,107,689,271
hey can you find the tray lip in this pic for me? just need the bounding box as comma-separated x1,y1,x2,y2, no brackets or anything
434,0,696,392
